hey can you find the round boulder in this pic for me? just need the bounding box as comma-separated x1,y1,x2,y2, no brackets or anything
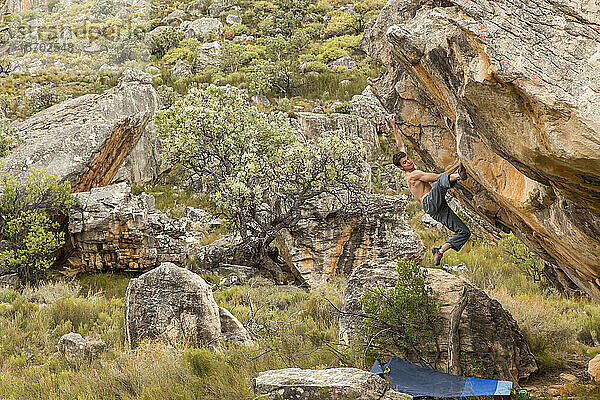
340,258,537,382
125,262,222,348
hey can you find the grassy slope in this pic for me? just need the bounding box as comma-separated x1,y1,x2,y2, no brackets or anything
0,205,599,398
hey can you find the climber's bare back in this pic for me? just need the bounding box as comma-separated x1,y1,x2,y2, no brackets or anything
404,169,432,204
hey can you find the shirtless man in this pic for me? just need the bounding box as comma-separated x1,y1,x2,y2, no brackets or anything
389,115,471,265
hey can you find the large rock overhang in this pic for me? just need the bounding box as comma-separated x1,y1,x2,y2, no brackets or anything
362,0,600,300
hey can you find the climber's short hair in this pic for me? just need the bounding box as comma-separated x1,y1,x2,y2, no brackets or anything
393,152,407,168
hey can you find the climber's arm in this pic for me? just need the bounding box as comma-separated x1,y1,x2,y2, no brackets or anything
445,161,460,173
410,169,442,183
388,115,406,153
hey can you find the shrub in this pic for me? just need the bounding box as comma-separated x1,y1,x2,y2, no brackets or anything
0,169,74,282
0,118,21,159
360,258,443,367
146,26,184,57
333,101,351,114
49,297,101,332
90,0,114,18
25,85,67,115
157,84,177,108
183,347,217,377
108,30,147,63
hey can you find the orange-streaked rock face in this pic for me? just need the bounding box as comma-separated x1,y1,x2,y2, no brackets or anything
363,0,600,300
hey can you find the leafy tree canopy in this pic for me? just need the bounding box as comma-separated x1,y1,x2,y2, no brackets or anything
155,84,367,277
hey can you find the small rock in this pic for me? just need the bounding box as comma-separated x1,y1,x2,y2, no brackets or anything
163,9,185,25
340,79,351,86
83,43,107,54
186,0,206,17
232,34,255,43
215,264,259,286
172,59,192,79
302,13,320,25
225,14,242,26
559,372,577,382
329,56,357,70
547,388,560,396
0,273,20,290
57,332,105,364
99,64,120,74
183,206,222,227
252,94,270,107
145,65,161,76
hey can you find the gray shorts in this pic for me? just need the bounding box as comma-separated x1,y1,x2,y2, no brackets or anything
422,173,471,251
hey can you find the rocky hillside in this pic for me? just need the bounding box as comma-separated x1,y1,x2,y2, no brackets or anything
362,0,600,301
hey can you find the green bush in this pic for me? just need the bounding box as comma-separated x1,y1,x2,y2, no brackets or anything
108,30,147,63
90,0,114,18
0,169,74,282
0,118,21,158
157,84,177,108
146,26,184,57
49,297,101,332
25,85,67,115
360,258,442,367
333,101,351,114
183,347,217,377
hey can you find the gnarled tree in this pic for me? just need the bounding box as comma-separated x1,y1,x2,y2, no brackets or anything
154,84,367,282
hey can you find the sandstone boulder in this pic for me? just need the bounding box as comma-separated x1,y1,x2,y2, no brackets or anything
180,18,223,40
350,86,389,133
125,262,222,348
193,41,221,70
589,354,600,382
362,0,600,301
278,194,424,286
172,59,192,79
68,182,207,271
57,332,105,364
251,368,412,400
125,262,250,348
1,68,161,190
339,259,537,382
294,112,379,159
219,307,252,346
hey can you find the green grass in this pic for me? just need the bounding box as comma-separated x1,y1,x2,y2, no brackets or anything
77,272,136,299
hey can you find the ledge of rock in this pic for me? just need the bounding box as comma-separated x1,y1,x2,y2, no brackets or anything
67,182,210,271
294,112,380,159
1,68,162,190
339,258,537,382
362,0,600,301
277,194,425,286
251,367,412,400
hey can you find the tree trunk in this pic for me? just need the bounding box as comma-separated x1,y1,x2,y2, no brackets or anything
448,286,468,375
